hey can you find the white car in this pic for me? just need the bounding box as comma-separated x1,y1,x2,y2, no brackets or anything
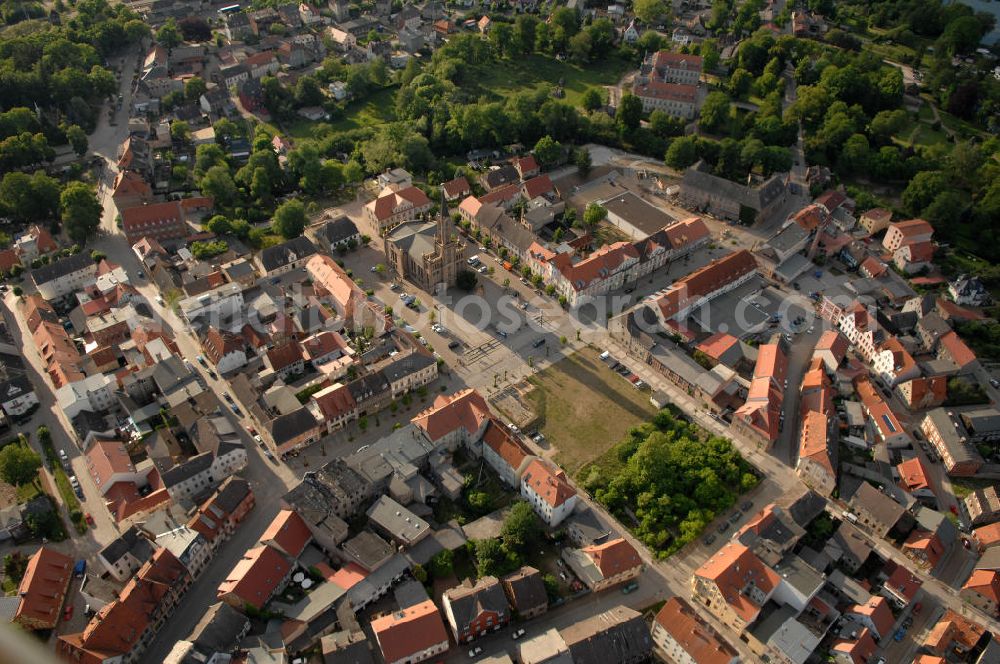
399,292,410,300
468,647,482,658
512,628,526,640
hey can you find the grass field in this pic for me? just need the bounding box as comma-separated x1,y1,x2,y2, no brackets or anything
950,477,995,500
525,349,656,475
473,54,631,105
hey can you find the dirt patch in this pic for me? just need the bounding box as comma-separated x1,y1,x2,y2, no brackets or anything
0,481,17,510
522,349,656,475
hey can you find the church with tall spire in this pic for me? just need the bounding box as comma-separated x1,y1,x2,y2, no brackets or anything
383,188,465,293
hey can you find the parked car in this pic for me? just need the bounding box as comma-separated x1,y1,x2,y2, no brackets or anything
73,560,86,577
84,513,94,526
621,581,639,594
448,340,461,350
64,605,74,621
468,647,482,658
741,500,753,511
703,534,716,546
512,628,526,640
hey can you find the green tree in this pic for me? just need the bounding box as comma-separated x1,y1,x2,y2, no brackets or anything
467,490,493,515
574,148,592,178
500,501,541,551
584,203,607,226
902,170,947,216
430,549,454,578
0,445,41,486
513,15,539,54
273,198,307,239
65,124,87,156
616,93,642,132
699,91,730,132
729,68,753,98
156,18,182,49
633,0,668,23
473,538,507,577
581,88,603,113
185,76,207,101
533,135,563,168
200,165,237,206
665,135,699,170
60,182,101,243
171,120,191,143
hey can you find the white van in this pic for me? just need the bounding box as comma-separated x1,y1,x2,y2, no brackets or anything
467,255,480,266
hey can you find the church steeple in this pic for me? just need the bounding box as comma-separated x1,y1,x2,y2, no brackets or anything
436,186,450,246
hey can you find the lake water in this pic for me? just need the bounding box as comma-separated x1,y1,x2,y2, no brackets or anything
952,0,1000,45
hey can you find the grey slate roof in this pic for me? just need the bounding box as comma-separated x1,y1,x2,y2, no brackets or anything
483,165,519,189
380,352,435,384
561,606,652,664
502,566,547,613
259,236,318,272
318,216,360,246
30,252,93,286
100,525,155,566
681,160,786,211
161,451,214,487
187,602,250,655
444,576,510,631
212,477,253,513
268,407,319,445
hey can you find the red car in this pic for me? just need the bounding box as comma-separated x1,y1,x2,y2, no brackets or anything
84,513,95,526
63,605,73,621
950,505,959,516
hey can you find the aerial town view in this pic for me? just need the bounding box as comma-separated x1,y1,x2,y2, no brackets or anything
0,0,999,662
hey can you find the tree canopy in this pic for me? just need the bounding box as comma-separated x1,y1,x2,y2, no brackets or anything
0,444,41,486
585,408,758,556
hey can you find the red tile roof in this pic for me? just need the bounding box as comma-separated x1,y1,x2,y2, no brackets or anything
974,522,1000,549
412,388,491,442
442,176,471,199
0,248,21,272
632,79,698,102
513,155,538,176
112,170,152,201
260,509,312,559
663,216,710,249
884,564,922,602
522,174,554,200
653,250,757,320
266,340,304,371
793,204,825,231
963,569,1000,605
814,190,846,213
923,609,988,654
480,182,520,206
368,186,431,222
14,547,73,630
890,218,934,238
938,331,977,368
696,332,739,361
652,49,703,71
58,549,188,664
521,458,576,508
798,410,833,475
371,599,449,663
203,327,244,366
85,439,135,491
848,596,894,640
313,382,357,420
832,627,877,664
814,330,848,362
695,542,779,623
582,538,641,578
482,419,532,474
897,457,931,494
217,545,291,610
860,256,887,278
652,597,738,664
